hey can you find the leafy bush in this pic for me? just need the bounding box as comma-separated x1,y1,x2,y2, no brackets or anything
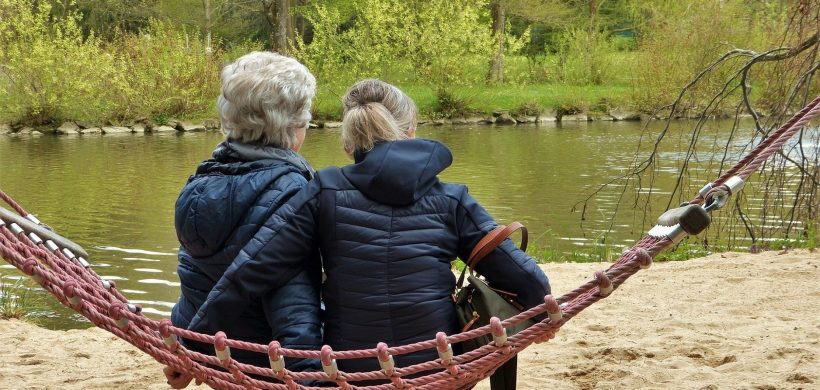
294,0,493,88
555,27,621,86
511,100,542,117
114,19,221,121
434,88,475,118
629,0,783,111
0,1,222,125
293,4,358,88
0,0,128,125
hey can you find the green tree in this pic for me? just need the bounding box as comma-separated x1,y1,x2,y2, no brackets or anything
69,0,158,36
294,0,493,87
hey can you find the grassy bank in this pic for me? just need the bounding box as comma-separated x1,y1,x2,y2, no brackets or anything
313,83,633,121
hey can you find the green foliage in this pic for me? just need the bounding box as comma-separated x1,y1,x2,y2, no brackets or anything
71,0,158,36
528,234,623,263
452,259,466,272
0,0,805,124
434,88,475,119
114,19,221,121
293,4,357,87
0,1,223,125
312,82,630,121
655,240,711,262
511,99,542,117
294,0,493,88
0,276,33,320
525,242,561,263
152,112,169,126
748,224,818,252
222,39,266,62
0,0,128,125
555,26,624,86
629,0,784,111
808,223,818,251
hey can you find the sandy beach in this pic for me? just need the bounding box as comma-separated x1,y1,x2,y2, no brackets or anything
1,250,818,389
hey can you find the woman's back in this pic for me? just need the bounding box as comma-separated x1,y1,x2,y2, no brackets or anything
314,139,549,372
173,143,321,369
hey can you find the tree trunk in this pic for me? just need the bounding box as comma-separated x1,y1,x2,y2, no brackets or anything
274,0,290,55
203,0,212,53
294,0,308,44
487,0,505,85
588,0,599,84
286,0,296,46
260,0,277,52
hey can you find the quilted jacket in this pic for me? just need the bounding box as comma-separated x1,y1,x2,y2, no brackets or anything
171,141,322,371
189,139,551,374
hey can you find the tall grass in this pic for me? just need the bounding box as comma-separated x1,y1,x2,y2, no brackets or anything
0,276,33,320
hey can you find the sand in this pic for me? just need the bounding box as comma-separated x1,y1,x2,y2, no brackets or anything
1,250,818,390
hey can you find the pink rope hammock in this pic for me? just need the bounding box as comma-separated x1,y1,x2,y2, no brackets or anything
1,95,818,389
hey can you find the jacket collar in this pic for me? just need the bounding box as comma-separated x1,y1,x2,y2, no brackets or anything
211,140,314,179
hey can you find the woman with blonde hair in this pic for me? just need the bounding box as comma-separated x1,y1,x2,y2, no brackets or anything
166,51,321,387
189,79,550,383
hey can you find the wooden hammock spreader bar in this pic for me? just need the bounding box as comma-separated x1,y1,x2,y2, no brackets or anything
0,94,817,389
0,205,89,260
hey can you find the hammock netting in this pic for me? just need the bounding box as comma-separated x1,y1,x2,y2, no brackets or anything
1,95,818,390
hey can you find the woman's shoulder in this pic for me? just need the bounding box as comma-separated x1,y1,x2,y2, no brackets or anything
314,166,352,190
429,181,470,201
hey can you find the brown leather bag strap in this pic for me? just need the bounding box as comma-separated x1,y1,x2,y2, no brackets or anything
456,222,528,288
468,221,528,269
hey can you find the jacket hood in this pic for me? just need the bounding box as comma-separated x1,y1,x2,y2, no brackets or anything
341,139,453,206
199,140,314,178
175,142,312,258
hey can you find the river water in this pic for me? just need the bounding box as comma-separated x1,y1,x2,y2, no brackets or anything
0,120,816,328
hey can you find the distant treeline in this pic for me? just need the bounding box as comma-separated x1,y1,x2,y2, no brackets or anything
0,0,812,126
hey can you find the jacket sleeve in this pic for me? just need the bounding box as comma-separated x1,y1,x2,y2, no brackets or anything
455,187,551,310
262,264,322,373
187,180,322,336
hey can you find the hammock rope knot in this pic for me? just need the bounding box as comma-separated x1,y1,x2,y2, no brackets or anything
594,270,613,297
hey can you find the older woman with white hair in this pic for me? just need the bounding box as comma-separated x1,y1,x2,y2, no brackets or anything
166,51,321,387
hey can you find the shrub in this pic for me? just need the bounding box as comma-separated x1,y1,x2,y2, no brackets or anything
555,26,620,86
294,0,493,88
434,88,475,119
114,19,221,122
0,1,223,125
511,100,542,117
629,0,783,111
0,0,128,125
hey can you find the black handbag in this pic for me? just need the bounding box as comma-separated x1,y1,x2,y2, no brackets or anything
454,222,534,390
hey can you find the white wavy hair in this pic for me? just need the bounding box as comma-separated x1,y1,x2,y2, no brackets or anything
217,51,316,148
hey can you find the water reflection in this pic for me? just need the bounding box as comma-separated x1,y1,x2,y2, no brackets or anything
0,120,816,328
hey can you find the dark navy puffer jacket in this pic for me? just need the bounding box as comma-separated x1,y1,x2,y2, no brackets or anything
171,141,322,371
189,139,550,375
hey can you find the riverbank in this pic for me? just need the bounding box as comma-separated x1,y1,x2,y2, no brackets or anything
1,107,755,136
1,249,817,389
